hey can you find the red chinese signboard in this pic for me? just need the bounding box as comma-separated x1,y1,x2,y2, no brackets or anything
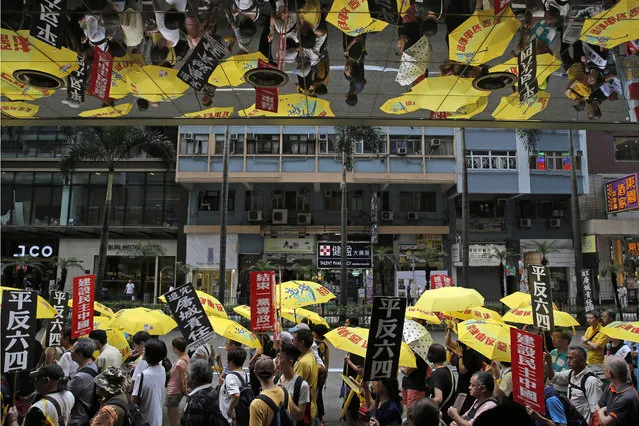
71,274,95,338
430,274,453,289
87,48,113,103
511,328,545,415
495,0,513,15
250,271,275,332
255,60,279,113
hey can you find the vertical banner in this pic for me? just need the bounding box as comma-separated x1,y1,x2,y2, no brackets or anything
46,291,68,347
511,328,545,415
67,56,86,103
582,269,595,313
363,296,407,381
29,0,67,48
250,271,276,332
72,274,95,339
518,40,539,102
177,35,226,91
255,60,279,113
1,290,37,373
528,265,554,332
495,0,513,15
164,283,215,351
87,49,113,103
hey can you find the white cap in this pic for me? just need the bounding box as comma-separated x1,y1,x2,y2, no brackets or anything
289,323,310,333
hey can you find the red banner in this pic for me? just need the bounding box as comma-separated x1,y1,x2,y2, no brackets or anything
495,0,513,15
71,274,95,339
430,274,453,289
250,271,275,332
255,60,279,113
511,328,545,415
87,48,113,103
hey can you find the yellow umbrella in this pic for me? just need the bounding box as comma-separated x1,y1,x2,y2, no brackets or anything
600,321,639,342
502,306,580,327
159,290,227,319
490,54,562,86
441,96,489,119
448,307,504,323
233,305,251,321
92,316,112,329
1,71,55,100
0,286,57,319
109,307,177,335
449,8,520,65
78,103,133,118
208,52,267,87
380,94,423,115
326,0,389,36
415,287,484,313
68,299,115,318
325,327,416,367
239,94,335,118
405,306,441,324
281,308,329,327
1,101,39,118
109,54,144,99
126,65,189,102
276,280,336,308
580,0,639,48
410,76,487,113
492,91,551,121
457,319,512,362
500,291,531,308
208,316,262,349
182,107,235,118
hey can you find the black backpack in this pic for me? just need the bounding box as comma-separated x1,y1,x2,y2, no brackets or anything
161,357,173,386
256,386,295,426
106,398,150,426
274,376,311,426
186,385,226,426
545,389,588,426
230,372,254,426
76,366,100,420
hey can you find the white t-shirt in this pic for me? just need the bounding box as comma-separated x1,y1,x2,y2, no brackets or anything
132,356,149,384
278,374,310,407
28,391,75,426
220,371,247,424
132,365,166,426
125,282,135,294
154,0,187,46
96,343,123,371
83,15,107,50
58,350,79,377
311,342,325,370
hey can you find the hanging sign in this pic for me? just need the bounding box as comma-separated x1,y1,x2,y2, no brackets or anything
250,271,276,332
528,265,554,332
46,291,68,347
29,0,67,48
363,296,407,381
511,328,545,415
518,40,539,102
164,283,215,351
605,173,639,214
71,274,95,338
87,48,113,103
1,290,37,373
177,35,226,91
430,274,453,289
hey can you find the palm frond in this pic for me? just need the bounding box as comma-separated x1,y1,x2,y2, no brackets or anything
51,257,84,270
242,259,278,273
127,241,167,256
516,128,542,153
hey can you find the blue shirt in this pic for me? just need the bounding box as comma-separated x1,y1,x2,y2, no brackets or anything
374,399,403,426
541,387,567,426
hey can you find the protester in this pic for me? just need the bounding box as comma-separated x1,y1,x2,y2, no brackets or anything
447,323,485,412
181,359,222,426
582,310,610,376
69,338,99,426
361,378,403,426
249,356,292,426
292,328,318,423
401,344,430,426
130,331,151,388
596,356,639,426
220,348,249,425
312,324,330,424
526,383,570,426
601,310,616,326
411,397,441,426
89,330,123,372
166,337,189,426
342,352,364,426
276,343,311,424
132,338,167,426
490,361,513,403
249,334,277,396
427,343,456,424
448,371,498,426
550,329,572,396
90,367,130,426
215,339,243,383
59,327,79,378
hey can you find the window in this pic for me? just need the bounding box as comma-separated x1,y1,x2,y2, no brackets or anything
213,134,244,154
283,134,316,154
318,134,335,154
246,134,280,154
529,152,581,170
399,192,436,212
297,190,310,212
180,134,208,155
349,190,364,211
456,200,505,218
519,199,568,219
324,191,341,212
245,191,261,210
390,136,421,155
614,138,639,161
197,190,235,211
466,150,517,170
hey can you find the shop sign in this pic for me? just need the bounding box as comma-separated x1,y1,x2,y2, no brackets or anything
582,269,595,313
605,173,638,213
317,241,372,269
528,265,554,332
71,274,95,338
1,290,37,373
582,235,597,254
511,328,545,415
363,296,406,381
250,271,276,332
46,291,68,347
628,241,639,256
453,244,506,267
164,283,215,351
264,237,316,253
13,244,54,258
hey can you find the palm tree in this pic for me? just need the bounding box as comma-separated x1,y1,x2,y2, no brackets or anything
516,128,542,153
373,246,398,296
128,241,167,303
51,257,84,291
601,263,623,311
526,240,561,265
490,248,515,297
407,247,446,290
1,256,46,288
173,261,191,287
59,127,176,295
334,126,385,305
243,259,278,273
289,263,318,281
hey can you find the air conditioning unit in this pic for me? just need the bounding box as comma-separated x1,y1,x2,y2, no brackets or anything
397,147,407,155
497,198,508,206
248,210,263,222
408,212,419,220
549,218,561,228
520,218,532,228
318,134,328,141
381,211,394,221
430,138,441,148
183,133,194,140
273,189,284,197
297,213,312,225
324,190,333,198
272,209,288,224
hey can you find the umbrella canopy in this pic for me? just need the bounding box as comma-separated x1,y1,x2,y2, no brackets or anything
457,319,512,362
326,0,389,36
492,91,551,121
580,0,639,49
436,96,489,119
1,72,55,100
1,101,39,118
415,287,484,313
325,327,417,367
68,300,115,318
159,290,227,319
500,291,559,309
502,307,580,327
600,321,639,342
208,52,266,87
380,94,423,115
109,53,144,99
239,94,335,118
281,308,330,327
396,36,432,86
233,305,251,321
126,65,189,102
109,307,177,335
92,316,112,330
449,8,520,65
448,307,503,323
405,307,441,324
182,107,235,118
78,103,133,118
490,54,562,86
208,317,262,348
410,76,487,113
0,286,57,319
276,280,336,309
403,319,433,362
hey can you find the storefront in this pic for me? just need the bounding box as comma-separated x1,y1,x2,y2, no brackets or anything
263,236,317,279
452,243,506,300
519,239,575,304
185,234,238,304
1,237,60,291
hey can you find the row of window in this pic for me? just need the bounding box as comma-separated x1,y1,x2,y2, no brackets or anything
465,150,583,171
454,199,569,219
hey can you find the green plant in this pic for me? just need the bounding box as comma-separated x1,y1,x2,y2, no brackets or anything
525,240,561,265
51,257,84,291
242,259,278,273
516,128,543,152
373,246,398,296
289,263,318,280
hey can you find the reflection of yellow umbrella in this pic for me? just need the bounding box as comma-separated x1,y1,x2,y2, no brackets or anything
109,54,144,99
449,8,520,65
276,280,336,308
325,327,416,367
405,307,441,324
502,306,580,327
600,321,639,342
109,307,177,335
281,308,329,327
233,305,251,321
326,0,388,36
415,287,484,313
1,71,55,100
0,286,57,319
182,107,235,118
492,91,551,121
68,300,115,318
448,307,503,322
239,94,335,118
410,76,486,112
1,101,39,118
490,54,562,86
580,0,639,48
159,290,228,319
443,96,489,119
208,317,262,348
78,103,133,118
380,94,422,115
457,319,512,362
126,65,188,102
208,52,266,87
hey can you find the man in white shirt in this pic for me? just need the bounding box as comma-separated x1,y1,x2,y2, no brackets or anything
276,343,310,422
151,0,186,62
124,279,136,300
59,327,79,377
219,348,248,425
132,339,167,426
89,329,123,372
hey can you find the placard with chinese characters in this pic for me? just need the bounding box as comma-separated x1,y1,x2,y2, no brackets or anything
528,265,554,332
317,241,372,269
250,271,276,332
511,328,545,415
67,56,86,104
582,269,595,313
177,35,226,91
72,274,95,338
605,173,638,214
1,290,37,373
87,49,113,103
46,291,68,347
430,274,453,289
29,0,66,48
363,296,407,381
164,283,215,351
518,40,539,102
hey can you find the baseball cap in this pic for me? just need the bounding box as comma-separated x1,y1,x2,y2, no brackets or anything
289,323,310,333
280,331,294,344
254,356,275,379
30,364,65,380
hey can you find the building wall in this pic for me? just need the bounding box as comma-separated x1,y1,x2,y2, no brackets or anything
586,131,639,174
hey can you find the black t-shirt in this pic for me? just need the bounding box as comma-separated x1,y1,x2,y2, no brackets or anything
452,346,484,395
598,383,639,426
428,366,455,424
402,356,429,391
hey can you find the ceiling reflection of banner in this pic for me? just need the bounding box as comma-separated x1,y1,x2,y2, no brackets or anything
88,49,113,103
29,0,66,48
177,35,226,91
67,56,86,104
368,0,401,25
518,40,539,102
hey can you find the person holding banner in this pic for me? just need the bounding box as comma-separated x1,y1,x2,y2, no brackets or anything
361,378,403,426
448,371,498,426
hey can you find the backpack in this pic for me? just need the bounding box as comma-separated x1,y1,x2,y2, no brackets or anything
256,386,295,426
76,366,101,420
274,376,311,426
161,357,173,387
105,398,150,426
230,372,254,426
545,389,588,426
568,370,596,400
186,385,226,426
